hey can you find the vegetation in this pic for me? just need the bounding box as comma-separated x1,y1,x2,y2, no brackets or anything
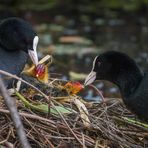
0,0,148,12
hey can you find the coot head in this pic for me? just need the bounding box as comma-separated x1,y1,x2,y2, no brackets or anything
0,17,38,65
84,51,148,121
84,51,142,88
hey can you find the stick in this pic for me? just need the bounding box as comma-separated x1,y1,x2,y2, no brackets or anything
0,77,31,148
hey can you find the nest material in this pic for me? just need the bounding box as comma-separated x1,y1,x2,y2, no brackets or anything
0,80,148,148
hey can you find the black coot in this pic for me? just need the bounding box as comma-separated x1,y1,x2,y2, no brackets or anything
84,51,148,121
0,17,39,87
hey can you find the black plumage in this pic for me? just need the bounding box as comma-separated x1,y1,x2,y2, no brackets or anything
84,51,148,121
0,17,38,87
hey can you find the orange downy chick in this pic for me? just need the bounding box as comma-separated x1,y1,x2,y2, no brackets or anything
24,63,49,84
64,82,84,95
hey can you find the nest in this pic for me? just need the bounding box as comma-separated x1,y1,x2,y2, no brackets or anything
0,78,148,148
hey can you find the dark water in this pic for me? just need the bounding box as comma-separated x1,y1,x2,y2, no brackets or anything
44,53,114,101
36,15,148,102
41,48,147,102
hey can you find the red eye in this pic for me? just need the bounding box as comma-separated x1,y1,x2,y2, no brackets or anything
98,61,101,66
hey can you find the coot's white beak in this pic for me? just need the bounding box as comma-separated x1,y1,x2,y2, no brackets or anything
28,36,39,66
84,71,96,86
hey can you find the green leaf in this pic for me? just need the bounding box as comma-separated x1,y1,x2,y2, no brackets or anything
122,117,148,128
15,91,75,115
51,106,75,115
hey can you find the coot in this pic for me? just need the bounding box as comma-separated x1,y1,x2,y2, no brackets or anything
0,17,39,87
84,51,148,121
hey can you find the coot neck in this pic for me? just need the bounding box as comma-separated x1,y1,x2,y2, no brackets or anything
0,40,15,51
112,69,143,98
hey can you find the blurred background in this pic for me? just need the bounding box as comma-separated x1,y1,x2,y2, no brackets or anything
1,0,148,101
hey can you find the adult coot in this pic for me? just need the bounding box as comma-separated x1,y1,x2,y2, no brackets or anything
0,17,39,87
84,51,148,121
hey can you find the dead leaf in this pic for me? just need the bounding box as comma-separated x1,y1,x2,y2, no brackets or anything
72,96,91,128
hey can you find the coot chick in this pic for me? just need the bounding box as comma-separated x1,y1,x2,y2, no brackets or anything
0,17,39,87
84,51,148,121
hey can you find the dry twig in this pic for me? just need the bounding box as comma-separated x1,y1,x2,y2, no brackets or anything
0,77,31,148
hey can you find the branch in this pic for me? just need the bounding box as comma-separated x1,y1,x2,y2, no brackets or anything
0,76,31,148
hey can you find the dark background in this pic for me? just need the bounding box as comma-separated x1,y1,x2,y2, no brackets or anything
1,0,148,100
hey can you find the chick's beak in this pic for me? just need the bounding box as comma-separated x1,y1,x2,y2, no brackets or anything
28,36,39,66
84,71,96,86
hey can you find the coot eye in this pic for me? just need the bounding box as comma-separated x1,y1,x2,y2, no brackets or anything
98,61,101,66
